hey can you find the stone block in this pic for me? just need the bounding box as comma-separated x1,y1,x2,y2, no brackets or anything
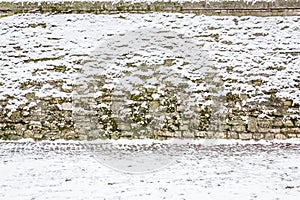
252,133,264,140
33,133,44,140
227,131,239,139
282,100,292,107
182,131,194,138
283,119,294,127
287,134,298,139
247,117,257,132
61,103,72,111
257,127,271,133
280,127,299,133
275,134,287,140
231,125,246,132
257,119,271,128
213,132,226,139
24,130,34,138
180,124,189,131
157,131,174,137
194,131,206,138
239,133,252,140
288,128,300,133
272,119,283,127
270,128,281,134
295,120,300,127
118,123,131,131
175,131,183,138
264,133,275,140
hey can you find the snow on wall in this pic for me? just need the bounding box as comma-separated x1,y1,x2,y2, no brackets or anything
0,13,299,140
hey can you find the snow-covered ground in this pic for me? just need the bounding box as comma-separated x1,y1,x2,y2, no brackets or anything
1,139,300,199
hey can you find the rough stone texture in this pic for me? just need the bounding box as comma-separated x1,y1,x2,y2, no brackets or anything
0,8,299,140
0,0,300,17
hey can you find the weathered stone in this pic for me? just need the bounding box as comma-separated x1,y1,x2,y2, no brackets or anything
158,131,174,137
292,128,300,133
118,123,131,131
231,125,246,132
24,130,34,138
194,131,207,138
272,119,283,127
247,117,257,132
239,133,252,140
295,120,300,127
180,124,189,131
182,131,194,138
287,134,298,138
62,102,73,111
33,133,44,140
228,120,244,126
227,131,239,139
79,135,88,140
213,132,226,139
283,119,294,127
257,119,271,128
265,133,275,140
9,135,22,140
0,9,299,141
271,129,281,134
282,100,292,107
252,133,264,140
175,131,183,138
275,134,287,140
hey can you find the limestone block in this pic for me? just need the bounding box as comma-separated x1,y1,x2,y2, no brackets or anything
287,134,298,139
264,133,275,140
270,128,281,134
231,125,246,132
239,133,252,140
213,132,226,139
118,123,131,131
272,119,283,127
33,133,44,140
182,131,194,138
257,119,271,133
175,131,183,138
194,131,206,138
24,130,34,138
282,100,292,107
247,117,257,132
157,131,174,137
180,124,189,131
252,133,264,140
283,119,294,127
79,134,88,141
227,131,239,139
294,119,300,127
257,119,271,128
275,134,287,139
62,102,73,111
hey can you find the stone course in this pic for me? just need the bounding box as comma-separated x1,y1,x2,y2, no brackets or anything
0,0,300,17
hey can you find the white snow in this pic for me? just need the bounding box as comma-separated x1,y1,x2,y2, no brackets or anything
0,13,299,119
1,139,300,199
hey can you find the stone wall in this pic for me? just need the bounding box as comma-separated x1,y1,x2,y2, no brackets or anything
0,3,299,141
0,0,300,17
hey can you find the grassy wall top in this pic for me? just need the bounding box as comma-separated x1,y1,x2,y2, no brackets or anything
0,0,300,16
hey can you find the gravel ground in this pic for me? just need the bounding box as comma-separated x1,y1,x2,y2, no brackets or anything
1,140,300,200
